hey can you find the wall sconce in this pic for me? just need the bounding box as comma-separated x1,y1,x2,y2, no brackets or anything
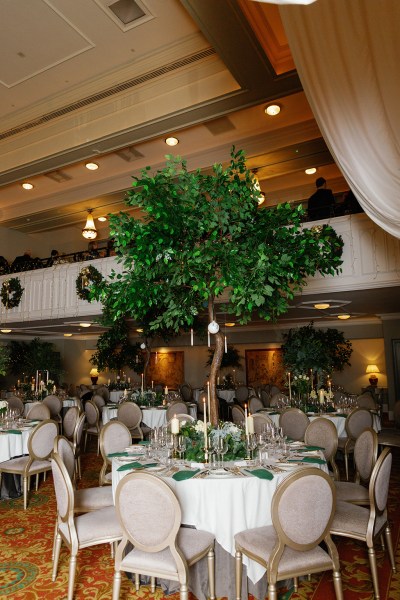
366,364,380,386
82,209,98,240
90,368,99,385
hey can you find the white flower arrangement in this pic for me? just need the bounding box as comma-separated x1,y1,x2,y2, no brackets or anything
0,400,8,411
309,389,317,400
194,420,206,433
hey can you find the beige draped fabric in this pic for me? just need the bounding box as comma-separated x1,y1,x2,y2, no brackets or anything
279,0,400,239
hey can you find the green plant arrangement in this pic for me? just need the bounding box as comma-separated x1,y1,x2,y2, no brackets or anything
0,344,10,376
90,148,344,424
1,277,24,309
7,337,62,381
90,318,144,373
281,322,352,381
180,420,246,463
76,265,103,302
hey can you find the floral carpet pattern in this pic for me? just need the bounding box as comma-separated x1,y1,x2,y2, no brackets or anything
0,448,399,599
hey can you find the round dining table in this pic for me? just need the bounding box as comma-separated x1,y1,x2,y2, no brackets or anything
102,405,168,429
264,410,381,437
111,453,328,599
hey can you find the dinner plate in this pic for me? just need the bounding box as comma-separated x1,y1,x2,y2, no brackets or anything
117,456,145,462
145,465,165,472
289,441,304,448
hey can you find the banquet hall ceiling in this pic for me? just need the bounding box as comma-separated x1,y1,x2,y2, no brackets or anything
0,0,347,236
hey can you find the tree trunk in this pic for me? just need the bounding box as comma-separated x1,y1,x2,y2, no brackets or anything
208,298,222,426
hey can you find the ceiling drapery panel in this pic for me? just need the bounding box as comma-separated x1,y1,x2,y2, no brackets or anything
279,0,400,239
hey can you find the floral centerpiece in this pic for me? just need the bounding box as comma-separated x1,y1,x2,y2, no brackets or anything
180,420,246,462
0,400,8,418
292,374,310,399
132,390,163,407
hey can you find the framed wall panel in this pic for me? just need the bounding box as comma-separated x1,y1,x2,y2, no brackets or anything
147,351,184,389
245,348,285,389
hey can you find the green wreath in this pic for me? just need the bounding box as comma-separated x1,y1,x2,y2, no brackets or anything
1,277,24,309
76,265,103,302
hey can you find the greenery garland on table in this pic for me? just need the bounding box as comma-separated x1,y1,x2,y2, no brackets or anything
76,265,103,302
0,277,24,309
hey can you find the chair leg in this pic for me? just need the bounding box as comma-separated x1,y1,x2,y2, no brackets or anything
23,476,28,510
112,570,122,600
235,549,243,600
294,576,298,591
268,583,278,600
207,547,215,600
179,582,188,600
52,532,62,581
35,473,39,490
67,554,77,600
135,573,140,591
384,524,396,572
368,546,380,600
52,518,58,561
151,576,156,592
344,451,349,481
332,570,344,600
84,431,88,452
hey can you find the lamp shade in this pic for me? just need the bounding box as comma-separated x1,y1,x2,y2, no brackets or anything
82,210,97,239
366,364,380,374
90,368,99,377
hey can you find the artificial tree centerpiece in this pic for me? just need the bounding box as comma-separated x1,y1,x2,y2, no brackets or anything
91,148,343,425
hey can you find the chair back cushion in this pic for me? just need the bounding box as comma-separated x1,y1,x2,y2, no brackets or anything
28,419,58,459
180,384,193,402
231,405,245,425
85,400,100,427
116,472,181,552
92,394,106,409
273,468,335,550
43,394,63,417
279,408,309,441
249,396,264,413
304,417,338,461
63,406,79,439
252,413,273,434
54,435,76,481
235,386,249,403
100,420,132,460
117,402,142,429
346,408,373,440
354,427,378,483
166,402,188,420
51,453,74,525
371,448,392,515
27,403,51,421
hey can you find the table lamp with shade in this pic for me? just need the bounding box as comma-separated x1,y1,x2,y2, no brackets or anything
366,364,380,386
90,368,99,385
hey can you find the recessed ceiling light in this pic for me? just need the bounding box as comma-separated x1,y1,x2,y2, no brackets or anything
0,328,12,333
98,216,107,222
314,303,331,310
64,333,73,337
264,104,281,116
85,162,99,170
79,322,91,328
165,137,179,146
337,314,351,320
21,182,34,190
225,323,236,327
305,168,317,175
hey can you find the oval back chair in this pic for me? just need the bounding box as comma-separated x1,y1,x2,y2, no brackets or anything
304,417,339,480
231,404,246,426
279,408,309,441
43,394,63,425
235,386,249,405
252,412,273,435
83,400,101,454
338,407,373,480
99,420,132,486
117,402,147,441
249,395,264,414
27,402,51,421
166,401,188,421
6,395,24,416
63,406,79,440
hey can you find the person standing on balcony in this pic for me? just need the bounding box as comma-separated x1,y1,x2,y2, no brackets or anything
307,177,336,221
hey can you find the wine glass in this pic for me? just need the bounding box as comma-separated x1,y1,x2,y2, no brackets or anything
246,434,257,462
256,433,266,466
211,435,221,468
219,437,228,468
176,435,187,463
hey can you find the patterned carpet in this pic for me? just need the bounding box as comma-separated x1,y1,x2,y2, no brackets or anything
0,447,399,600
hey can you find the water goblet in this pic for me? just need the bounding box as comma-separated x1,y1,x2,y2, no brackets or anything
256,433,266,466
176,435,187,463
219,437,228,467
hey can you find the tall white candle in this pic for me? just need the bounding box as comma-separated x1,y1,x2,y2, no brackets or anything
319,389,325,404
171,415,180,434
244,404,249,437
203,400,208,449
207,381,211,419
151,380,154,389
247,414,254,435
233,369,236,384
224,335,228,353
208,331,210,347
164,385,168,395
191,328,194,346
288,372,292,401
141,373,144,393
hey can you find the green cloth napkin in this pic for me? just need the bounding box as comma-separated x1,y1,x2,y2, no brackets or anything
6,430,22,435
107,452,130,458
244,468,274,480
172,469,200,481
298,445,325,451
117,462,158,472
288,457,326,465
138,440,150,445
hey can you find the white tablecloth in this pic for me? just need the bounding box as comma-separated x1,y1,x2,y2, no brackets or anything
23,398,76,416
265,411,381,438
109,391,124,403
112,458,328,586
102,406,167,429
0,429,31,462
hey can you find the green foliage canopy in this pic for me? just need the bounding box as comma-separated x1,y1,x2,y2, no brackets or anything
281,322,352,376
90,319,144,373
91,148,344,334
8,337,62,380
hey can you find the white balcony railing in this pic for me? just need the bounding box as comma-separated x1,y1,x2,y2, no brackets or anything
0,214,399,325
